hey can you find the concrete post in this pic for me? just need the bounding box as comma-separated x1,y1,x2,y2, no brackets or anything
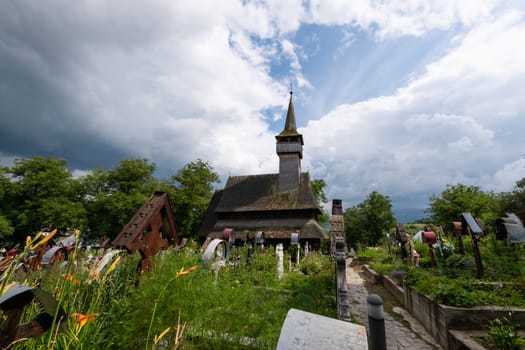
367,294,386,350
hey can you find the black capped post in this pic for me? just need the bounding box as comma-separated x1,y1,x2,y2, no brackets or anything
367,293,386,350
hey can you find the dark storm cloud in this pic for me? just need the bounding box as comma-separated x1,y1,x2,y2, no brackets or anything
0,1,158,171
1,1,524,213
0,1,286,177
1,5,87,161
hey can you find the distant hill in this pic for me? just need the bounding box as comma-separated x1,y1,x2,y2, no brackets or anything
393,208,429,224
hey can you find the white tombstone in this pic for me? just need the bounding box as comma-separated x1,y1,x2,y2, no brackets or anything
276,243,284,279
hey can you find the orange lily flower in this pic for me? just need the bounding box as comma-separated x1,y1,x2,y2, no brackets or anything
71,312,99,331
175,265,199,278
62,274,80,285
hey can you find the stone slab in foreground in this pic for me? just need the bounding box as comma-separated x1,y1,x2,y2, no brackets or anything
277,308,368,350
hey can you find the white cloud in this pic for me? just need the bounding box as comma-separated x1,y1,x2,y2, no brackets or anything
485,158,525,192
333,28,356,60
302,10,525,207
401,11,525,122
279,39,312,90
306,0,500,39
229,0,305,37
2,0,525,213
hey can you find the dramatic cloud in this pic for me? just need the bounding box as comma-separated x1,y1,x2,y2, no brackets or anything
1,0,524,214
0,0,287,176
306,0,500,38
302,10,525,207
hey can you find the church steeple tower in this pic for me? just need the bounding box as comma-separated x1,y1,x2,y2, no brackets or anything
276,91,304,191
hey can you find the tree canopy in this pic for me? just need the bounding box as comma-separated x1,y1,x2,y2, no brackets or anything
499,178,525,217
79,159,160,239
168,159,220,237
428,183,500,228
343,191,395,248
311,179,328,205
1,156,86,242
311,178,329,227
0,156,221,244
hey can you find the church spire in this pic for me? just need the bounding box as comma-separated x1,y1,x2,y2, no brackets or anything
282,91,297,134
276,91,304,191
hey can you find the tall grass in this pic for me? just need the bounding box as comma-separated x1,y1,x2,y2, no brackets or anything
1,238,335,349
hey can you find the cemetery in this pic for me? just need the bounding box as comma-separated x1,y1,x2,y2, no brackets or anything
0,224,338,349
1,93,524,349
4,187,524,349
357,213,525,349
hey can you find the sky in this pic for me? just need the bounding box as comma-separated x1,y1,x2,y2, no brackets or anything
1,0,525,212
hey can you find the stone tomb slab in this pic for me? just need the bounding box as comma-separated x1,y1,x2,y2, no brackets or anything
277,308,368,350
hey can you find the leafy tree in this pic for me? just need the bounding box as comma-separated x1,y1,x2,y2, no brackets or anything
429,184,500,229
0,165,10,200
499,178,525,216
168,159,220,237
80,159,159,239
9,156,72,198
87,191,151,239
77,168,110,198
106,158,158,194
311,179,328,205
343,191,395,248
2,156,86,241
37,197,87,230
0,166,14,243
311,179,329,228
0,214,14,245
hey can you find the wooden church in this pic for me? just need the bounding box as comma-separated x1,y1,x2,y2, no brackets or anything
198,92,327,249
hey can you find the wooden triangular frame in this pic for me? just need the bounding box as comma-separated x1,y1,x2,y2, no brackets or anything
112,192,179,258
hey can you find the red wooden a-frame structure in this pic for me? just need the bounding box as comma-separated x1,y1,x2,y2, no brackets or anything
112,191,179,271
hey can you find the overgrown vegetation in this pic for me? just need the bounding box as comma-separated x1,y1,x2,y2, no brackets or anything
0,236,335,349
482,315,525,350
360,234,525,308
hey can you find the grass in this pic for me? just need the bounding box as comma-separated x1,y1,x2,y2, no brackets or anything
0,237,335,349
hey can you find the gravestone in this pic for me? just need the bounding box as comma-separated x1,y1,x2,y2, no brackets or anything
276,308,367,350
276,243,284,279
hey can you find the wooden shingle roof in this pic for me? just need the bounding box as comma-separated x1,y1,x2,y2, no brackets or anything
215,173,321,213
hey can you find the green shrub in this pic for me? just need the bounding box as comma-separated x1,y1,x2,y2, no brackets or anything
359,232,525,308
250,251,277,271
299,254,330,275
358,247,388,261
484,316,525,350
